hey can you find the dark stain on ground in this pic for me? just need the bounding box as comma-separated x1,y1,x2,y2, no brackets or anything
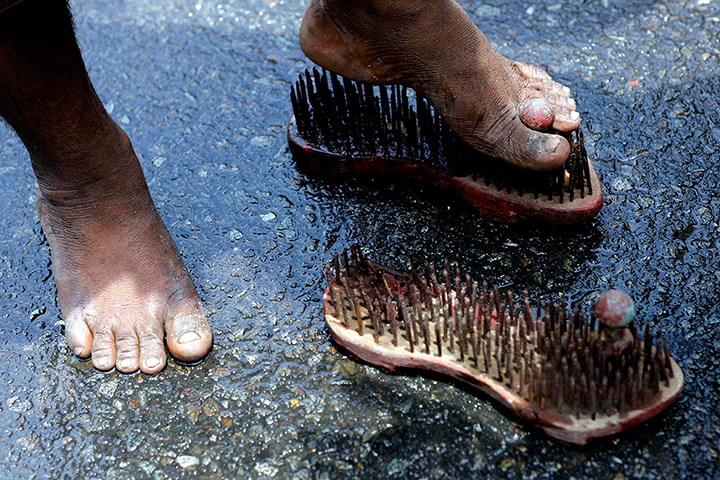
0,0,718,479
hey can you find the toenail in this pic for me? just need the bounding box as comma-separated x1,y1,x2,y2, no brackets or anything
145,356,160,369
118,358,133,370
562,86,571,95
546,137,561,153
570,111,580,120
96,357,110,368
73,347,85,357
178,331,201,344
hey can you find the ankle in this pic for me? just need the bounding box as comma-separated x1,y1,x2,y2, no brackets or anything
36,172,157,248
32,122,149,206
315,0,481,82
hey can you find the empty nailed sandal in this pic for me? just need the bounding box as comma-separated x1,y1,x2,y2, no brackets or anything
323,246,683,445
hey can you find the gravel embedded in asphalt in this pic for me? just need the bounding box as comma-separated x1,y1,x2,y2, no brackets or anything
0,0,718,478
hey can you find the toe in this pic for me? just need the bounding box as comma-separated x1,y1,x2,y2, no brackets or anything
91,327,117,371
516,131,570,170
165,296,212,363
115,328,141,373
519,92,579,133
65,310,93,358
497,121,571,171
553,107,582,131
519,98,555,131
137,321,167,374
513,61,552,81
514,62,573,97
544,92,576,111
526,78,572,97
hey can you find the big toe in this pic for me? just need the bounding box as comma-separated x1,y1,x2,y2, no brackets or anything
500,123,570,171
165,297,212,363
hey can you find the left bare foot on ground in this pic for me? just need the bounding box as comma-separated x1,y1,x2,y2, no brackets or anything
0,0,213,374
36,125,213,374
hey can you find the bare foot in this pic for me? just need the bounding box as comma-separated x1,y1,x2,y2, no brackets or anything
299,0,581,170
36,128,212,374
0,0,211,374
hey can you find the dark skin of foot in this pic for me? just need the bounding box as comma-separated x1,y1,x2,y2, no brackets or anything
300,0,581,170
36,129,212,373
0,0,212,373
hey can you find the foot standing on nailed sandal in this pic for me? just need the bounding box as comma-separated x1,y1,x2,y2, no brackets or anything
0,0,580,374
299,0,581,170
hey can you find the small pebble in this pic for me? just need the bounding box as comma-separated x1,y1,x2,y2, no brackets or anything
595,290,635,328
177,455,200,469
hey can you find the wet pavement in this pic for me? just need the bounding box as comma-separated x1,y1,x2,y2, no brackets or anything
0,0,719,478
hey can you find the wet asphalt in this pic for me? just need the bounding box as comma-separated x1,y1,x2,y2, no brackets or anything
0,0,719,478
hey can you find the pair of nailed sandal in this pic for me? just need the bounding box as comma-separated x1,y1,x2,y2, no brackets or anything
286,71,681,445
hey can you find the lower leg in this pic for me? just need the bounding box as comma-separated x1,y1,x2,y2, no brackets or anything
0,0,212,373
300,0,581,170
